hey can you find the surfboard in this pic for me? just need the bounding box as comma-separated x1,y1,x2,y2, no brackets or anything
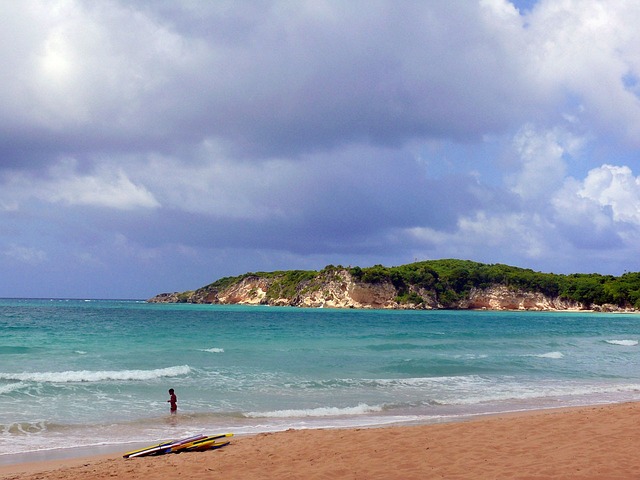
169,433,234,454
124,433,233,458
123,441,173,458
125,434,207,458
182,439,230,453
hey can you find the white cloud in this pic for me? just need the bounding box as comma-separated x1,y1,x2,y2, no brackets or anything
526,0,640,144
47,168,160,210
508,124,582,200
552,164,640,233
552,177,614,231
1,159,160,210
144,150,295,220
481,0,521,21
0,0,195,132
0,199,19,212
457,211,551,258
3,244,46,265
575,164,640,224
409,211,553,262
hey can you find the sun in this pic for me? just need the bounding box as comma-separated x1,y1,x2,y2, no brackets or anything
40,30,73,83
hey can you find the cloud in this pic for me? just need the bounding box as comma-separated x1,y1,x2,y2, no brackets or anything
116,145,504,258
0,0,542,168
549,163,640,250
3,244,46,265
2,0,639,169
0,0,199,167
578,165,640,224
1,159,159,210
525,0,640,145
508,125,573,200
44,165,160,210
2,0,640,297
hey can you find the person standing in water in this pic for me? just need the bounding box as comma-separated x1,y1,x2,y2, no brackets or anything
167,388,177,413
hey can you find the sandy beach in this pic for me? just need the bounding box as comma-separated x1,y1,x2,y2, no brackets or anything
2,402,640,480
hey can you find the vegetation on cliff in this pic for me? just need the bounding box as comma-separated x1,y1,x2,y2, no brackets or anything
150,259,640,310
348,259,640,308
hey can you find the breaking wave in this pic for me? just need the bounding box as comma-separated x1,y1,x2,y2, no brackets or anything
0,365,191,383
605,340,638,346
533,352,564,359
0,381,28,394
246,403,383,418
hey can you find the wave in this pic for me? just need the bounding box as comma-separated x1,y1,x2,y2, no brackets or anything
0,420,53,435
450,354,489,359
605,340,638,346
531,352,564,359
246,403,383,418
199,348,224,353
367,343,427,351
290,375,491,391
0,365,191,383
0,381,28,394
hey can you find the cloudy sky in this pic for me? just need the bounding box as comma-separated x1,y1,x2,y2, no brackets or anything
2,0,640,299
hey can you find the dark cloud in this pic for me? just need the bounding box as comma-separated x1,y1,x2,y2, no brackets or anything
173,2,535,158
1,1,640,298
0,1,539,171
112,149,513,258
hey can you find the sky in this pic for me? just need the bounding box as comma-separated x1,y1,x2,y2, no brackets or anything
2,0,640,299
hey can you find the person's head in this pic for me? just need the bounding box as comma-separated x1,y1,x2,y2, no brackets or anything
169,388,174,394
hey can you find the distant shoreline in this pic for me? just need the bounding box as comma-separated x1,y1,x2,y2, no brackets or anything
148,260,640,312
1,298,638,313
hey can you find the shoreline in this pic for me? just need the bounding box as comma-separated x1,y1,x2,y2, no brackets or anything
3,401,640,479
0,399,613,467
146,300,640,313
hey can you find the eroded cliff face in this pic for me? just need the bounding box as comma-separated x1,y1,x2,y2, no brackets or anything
214,276,270,305
149,270,413,308
294,271,411,309
148,269,611,311
460,285,584,311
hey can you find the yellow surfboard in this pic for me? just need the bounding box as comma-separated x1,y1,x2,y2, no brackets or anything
170,433,233,453
124,434,206,458
123,440,173,458
182,439,231,452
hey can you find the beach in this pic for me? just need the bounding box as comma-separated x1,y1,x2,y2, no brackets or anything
2,402,639,480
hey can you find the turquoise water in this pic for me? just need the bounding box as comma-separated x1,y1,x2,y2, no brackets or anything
2,299,640,458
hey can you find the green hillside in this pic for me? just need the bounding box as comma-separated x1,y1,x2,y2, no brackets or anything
194,259,640,309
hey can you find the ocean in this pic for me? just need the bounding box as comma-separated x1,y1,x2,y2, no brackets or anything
2,298,640,461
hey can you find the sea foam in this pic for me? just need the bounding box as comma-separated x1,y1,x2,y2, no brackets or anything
1,420,50,435
605,340,638,346
0,365,191,383
534,352,564,359
0,382,27,394
246,403,383,418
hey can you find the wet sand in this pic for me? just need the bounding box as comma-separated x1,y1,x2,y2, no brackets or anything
2,402,640,479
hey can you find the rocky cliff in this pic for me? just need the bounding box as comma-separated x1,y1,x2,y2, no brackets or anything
460,285,583,311
148,267,632,311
